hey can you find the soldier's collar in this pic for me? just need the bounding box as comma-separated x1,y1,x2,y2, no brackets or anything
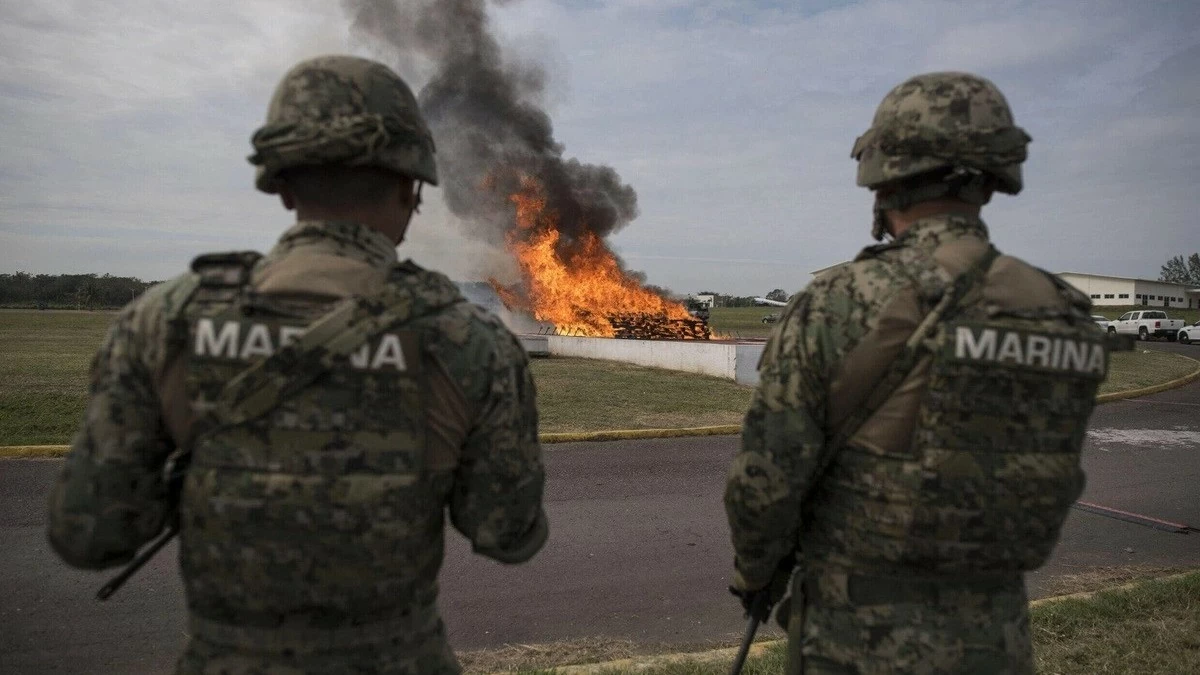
893,213,990,251
273,219,399,268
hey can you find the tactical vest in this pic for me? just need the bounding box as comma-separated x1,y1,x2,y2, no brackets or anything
807,252,1107,574
174,251,448,652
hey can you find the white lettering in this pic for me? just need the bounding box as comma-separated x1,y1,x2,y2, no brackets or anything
1061,340,1087,372
955,327,997,360
1085,345,1106,376
195,319,239,358
1026,335,1052,367
350,344,371,369
1050,337,1063,369
279,326,304,348
996,332,1024,364
239,323,274,359
370,334,408,371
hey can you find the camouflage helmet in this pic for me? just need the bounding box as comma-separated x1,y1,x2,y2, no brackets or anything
249,55,438,194
851,72,1031,195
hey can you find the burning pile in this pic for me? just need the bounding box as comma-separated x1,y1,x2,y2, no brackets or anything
345,1,706,339
488,176,709,339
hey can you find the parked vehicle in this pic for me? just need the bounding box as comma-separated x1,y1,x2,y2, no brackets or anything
1091,315,1113,331
1113,310,1185,341
761,313,780,324
1177,320,1200,345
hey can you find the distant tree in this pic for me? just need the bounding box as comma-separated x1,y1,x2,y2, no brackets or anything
765,288,789,302
0,272,157,308
74,278,99,309
1160,253,1200,286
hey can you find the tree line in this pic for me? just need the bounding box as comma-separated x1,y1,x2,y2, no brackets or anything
0,272,160,309
1160,253,1200,286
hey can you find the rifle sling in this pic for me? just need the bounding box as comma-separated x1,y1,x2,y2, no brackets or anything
814,245,1000,501
206,286,421,430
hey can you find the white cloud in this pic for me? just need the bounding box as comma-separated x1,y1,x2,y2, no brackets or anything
1,0,1198,297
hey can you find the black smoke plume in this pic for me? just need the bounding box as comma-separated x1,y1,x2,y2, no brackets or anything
341,0,639,251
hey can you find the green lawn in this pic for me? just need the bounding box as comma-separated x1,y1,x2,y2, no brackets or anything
494,571,1200,675
707,306,780,339
530,358,752,433
1,309,1196,446
0,310,113,446
0,310,753,445
1103,349,1197,393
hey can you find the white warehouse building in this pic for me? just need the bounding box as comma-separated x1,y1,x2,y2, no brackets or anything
1057,272,1200,309
808,264,1200,309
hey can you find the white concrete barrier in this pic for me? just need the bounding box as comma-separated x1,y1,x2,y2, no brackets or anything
536,335,766,386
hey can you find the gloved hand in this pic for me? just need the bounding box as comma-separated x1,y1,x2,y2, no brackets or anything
729,556,793,620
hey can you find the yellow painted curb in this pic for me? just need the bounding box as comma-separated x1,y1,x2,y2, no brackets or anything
5,353,1198,459
547,640,779,674
1027,569,1200,608
1095,352,1200,403
0,445,69,459
533,569,1200,674
540,425,741,444
0,427,746,458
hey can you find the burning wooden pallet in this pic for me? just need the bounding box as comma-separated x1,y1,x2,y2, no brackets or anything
607,313,712,340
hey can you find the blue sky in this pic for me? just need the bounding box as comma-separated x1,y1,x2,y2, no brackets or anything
1,0,1197,297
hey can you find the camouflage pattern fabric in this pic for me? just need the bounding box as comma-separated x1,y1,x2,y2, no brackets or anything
725,214,1105,675
249,55,439,192
851,72,1031,195
48,219,547,674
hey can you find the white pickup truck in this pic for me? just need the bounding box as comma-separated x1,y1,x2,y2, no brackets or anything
1111,310,1185,341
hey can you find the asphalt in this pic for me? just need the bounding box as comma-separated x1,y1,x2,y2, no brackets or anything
1,342,1197,673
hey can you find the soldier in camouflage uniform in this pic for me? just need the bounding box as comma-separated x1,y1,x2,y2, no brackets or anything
48,55,548,674
725,72,1110,674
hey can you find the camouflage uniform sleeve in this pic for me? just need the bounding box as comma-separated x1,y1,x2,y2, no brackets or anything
47,275,194,569
448,324,548,564
724,282,841,589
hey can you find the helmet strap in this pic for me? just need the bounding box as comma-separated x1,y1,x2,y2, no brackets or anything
412,181,425,215
873,167,995,240
871,200,891,242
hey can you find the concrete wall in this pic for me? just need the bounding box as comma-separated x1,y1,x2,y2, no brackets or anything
734,343,765,386
541,336,765,386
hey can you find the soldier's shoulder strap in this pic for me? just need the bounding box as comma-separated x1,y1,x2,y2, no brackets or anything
812,245,1002,496
162,251,264,322
204,280,441,430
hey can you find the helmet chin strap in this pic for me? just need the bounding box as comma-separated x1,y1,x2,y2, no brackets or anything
871,200,892,242
870,167,994,241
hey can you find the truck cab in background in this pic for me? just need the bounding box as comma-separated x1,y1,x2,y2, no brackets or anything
1113,310,1185,341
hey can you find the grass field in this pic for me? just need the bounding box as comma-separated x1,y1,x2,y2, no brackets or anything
1104,349,1197,393
530,358,751,432
1,309,1197,446
707,306,780,339
0,310,753,445
0,310,112,446
474,571,1200,674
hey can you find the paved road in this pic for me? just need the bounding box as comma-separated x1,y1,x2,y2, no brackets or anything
2,342,1197,673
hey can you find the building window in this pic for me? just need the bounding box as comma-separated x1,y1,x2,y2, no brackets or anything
1119,294,1129,298
1104,294,1115,299
1135,294,1142,299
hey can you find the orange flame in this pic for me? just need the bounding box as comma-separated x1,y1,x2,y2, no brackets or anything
490,175,693,337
